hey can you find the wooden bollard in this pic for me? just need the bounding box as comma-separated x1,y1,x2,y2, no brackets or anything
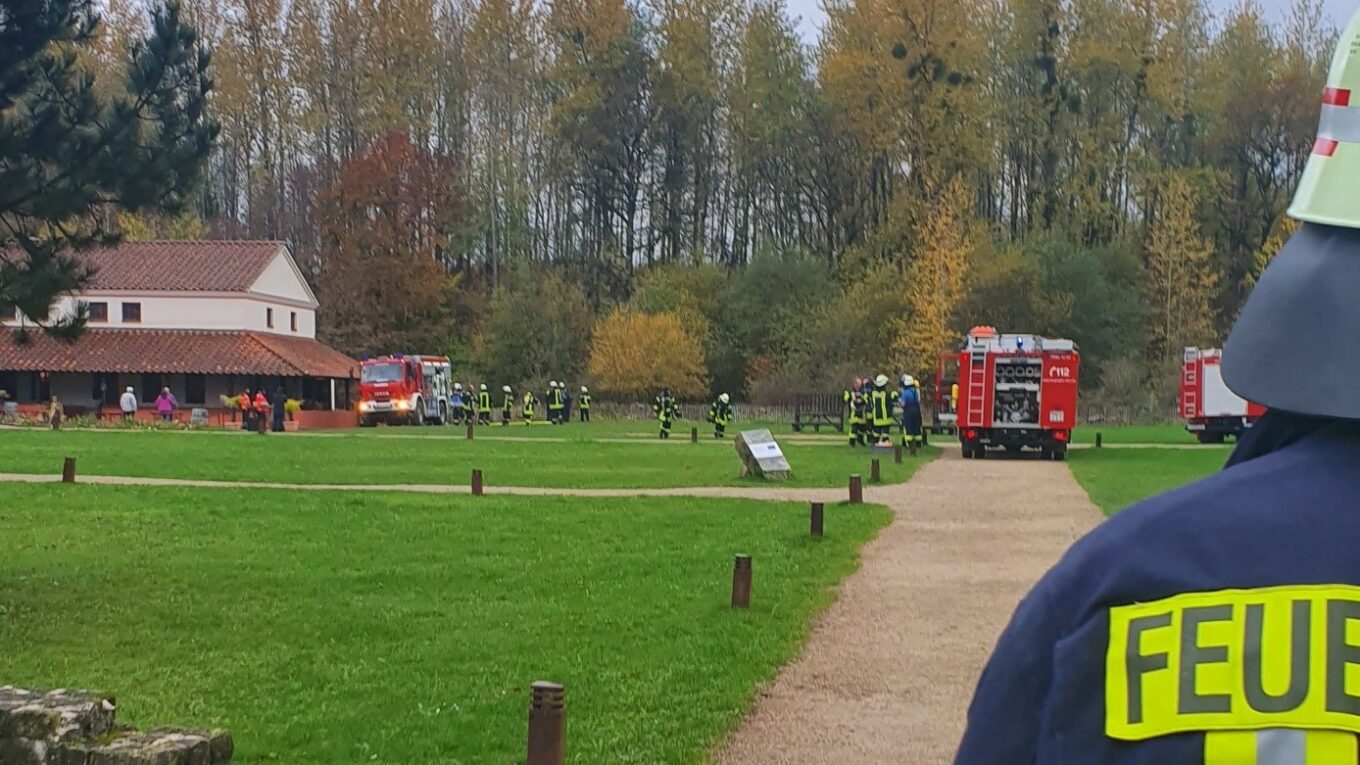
731,555,752,608
526,681,566,765
895,445,903,464
691,426,698,443
1096,432,1103,448
871,458,881,483
466,421,475,440
471,469,484,496
62,457,76,484
849,474,863,504
810,502,824,538
909,442,918,457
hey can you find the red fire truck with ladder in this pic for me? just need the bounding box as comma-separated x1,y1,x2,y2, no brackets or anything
358,354,454,427
956,327,1080,460
1180,347,1264,444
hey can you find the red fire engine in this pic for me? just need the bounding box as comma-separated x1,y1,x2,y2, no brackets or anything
1180,347,1264,444
358,354,454,427
956,327,1080,460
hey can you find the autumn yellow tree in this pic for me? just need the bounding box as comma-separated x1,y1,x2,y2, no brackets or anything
892,177,973,378
1143,173,1219,364
588,310,707,399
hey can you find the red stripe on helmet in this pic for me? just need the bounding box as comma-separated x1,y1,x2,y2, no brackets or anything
1324,87,1352,106
1314,138,1339,156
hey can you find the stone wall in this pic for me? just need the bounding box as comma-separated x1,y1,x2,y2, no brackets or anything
0,687,232,765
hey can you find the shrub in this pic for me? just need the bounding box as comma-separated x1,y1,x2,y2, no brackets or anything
588,309,707,400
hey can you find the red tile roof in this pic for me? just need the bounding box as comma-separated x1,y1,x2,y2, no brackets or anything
0,329,357,378
79,241,286,292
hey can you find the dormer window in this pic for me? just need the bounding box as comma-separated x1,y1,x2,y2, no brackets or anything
122,302,141,323
88,302,108,323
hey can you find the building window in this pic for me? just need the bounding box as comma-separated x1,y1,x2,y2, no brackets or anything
87,302,108,323
31,372,50,402
290,311,298,332
0,371,17,400
266,307,274,328
0,304,14,321
140,373,161,404
122,302,142,323
184,374,206,405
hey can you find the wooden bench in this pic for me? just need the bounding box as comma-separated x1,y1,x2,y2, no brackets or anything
792,393,845,433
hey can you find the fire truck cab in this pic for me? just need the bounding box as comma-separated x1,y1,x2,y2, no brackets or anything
1180,347,1264,444
358,354,454,427
956,327,1080,461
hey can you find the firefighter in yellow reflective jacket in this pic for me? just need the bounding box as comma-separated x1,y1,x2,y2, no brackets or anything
579,386,591,422
844,379,867,447
869,374,893,444
547,380,565,425
477,384,492,426
707,393,733,439
521,390,537,425
500,385,513,426
653,388,680,439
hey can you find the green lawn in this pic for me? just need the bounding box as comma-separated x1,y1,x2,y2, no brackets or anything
1070,423,1201,445
343,418,803,441
0,429,932,489
0,484,890,765
1067,447,1230,515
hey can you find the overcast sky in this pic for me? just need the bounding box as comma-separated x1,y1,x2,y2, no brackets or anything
784,0,1358,44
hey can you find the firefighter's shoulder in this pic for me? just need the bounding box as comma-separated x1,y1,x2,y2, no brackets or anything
1046,431,1360,615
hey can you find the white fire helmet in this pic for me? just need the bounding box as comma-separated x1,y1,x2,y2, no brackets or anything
480,383,487,391
454,383,463,390
875,374,889,388
502,385,512,394
1287,8,1360,228
903,375,917,388
720,393,730,404
581,386,589,393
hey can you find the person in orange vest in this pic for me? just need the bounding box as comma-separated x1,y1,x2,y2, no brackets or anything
238,390,252,431
253,389,270,432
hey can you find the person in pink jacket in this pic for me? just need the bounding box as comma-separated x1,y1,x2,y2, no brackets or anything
154,387,177,422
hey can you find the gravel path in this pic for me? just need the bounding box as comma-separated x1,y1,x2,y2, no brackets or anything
715,449,1101,765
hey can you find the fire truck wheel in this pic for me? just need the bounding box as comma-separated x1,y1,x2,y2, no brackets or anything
437,402,448,426
1197,432,1225,445
974,445,987,460
1053,447,1067,461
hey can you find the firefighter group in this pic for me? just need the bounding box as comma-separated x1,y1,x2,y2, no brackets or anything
450,381,734,441
842,373,925,449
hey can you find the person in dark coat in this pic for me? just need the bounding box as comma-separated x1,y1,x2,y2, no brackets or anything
271,386,286,432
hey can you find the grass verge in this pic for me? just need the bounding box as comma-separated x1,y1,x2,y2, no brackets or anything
0,484,890,764
0,430,935,489
1066,447,1229,515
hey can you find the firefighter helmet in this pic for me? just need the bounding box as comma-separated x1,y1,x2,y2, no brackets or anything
454,383,463,390
502,385,512,394
480,383,487,391
875,374,889,388
581,386,588,393
1287,9,1360,227
1225,8,1360,418
719,393,730,404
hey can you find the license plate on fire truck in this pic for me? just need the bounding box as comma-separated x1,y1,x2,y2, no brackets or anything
370,402,393,411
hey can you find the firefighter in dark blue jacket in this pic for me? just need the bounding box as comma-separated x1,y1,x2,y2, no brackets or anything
957,24,1360,762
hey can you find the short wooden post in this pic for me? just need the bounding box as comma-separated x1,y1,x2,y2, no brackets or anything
810,502,824,538
526,682,566,765
467,421,475,440
871,458,881,483
691,426,698,443
849,474,863,504
1096,432,1103,449
62,457,76,484
471,469,484,496
895,445,903,464
731,555,752,608
909,442,918,457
